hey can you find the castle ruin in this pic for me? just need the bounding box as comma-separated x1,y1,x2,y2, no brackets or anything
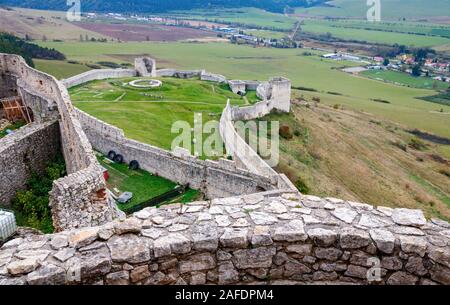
0,54,448,285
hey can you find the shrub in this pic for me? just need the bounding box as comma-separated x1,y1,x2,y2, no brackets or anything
279,124,293,140
294,130,301,137
295,178,310,194
391,140,407,151
408,137,427,151
333,104,340,110
11,155,66,233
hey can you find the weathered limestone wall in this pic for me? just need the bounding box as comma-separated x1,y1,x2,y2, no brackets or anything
200,70,227,83
220,102,279,179
75,109,281,199
0,121,61,205
0,53,121,230
0,72,17,99
228,80,247,94
62,69,136,88
1,192,448,285
135,57,156,77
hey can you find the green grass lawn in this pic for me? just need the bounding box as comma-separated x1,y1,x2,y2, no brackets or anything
39,41,450,142
97,155,201,211
71,77,249,151
360,70,450,90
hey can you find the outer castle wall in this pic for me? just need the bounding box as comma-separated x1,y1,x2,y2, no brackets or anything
0,53,122,231
75,109,281,199
1,192,449,285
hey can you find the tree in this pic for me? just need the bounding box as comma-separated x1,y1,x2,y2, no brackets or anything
42,35,47,42
383,58,390,66
412,65,421,77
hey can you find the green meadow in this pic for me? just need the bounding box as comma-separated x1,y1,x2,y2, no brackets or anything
167,7,296,30
301,19,450,47
34,59,90,79
361,70,450,90
298,0,450,20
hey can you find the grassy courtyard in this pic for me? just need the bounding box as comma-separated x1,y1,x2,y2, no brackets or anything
71,77,254,151
97,155,201,212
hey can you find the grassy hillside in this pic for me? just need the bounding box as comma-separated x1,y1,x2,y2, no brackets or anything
0,7,108,41
259,103,450,220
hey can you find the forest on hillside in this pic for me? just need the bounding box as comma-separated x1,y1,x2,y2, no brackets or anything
0,0,326,14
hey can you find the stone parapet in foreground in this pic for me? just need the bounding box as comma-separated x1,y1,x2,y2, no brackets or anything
0,193,449,285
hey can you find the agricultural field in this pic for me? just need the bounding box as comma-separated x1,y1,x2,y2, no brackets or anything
70,77,254,151
34,59,90,79
166,7,296,31
75,22,215,42
39,41,450,143
360,70,450,90
0,7,107,41
300,19,450,47
297,0,450,21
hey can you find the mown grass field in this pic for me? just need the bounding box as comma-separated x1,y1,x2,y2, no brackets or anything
70,77,251,150
39,41,450,143
360,70,450,90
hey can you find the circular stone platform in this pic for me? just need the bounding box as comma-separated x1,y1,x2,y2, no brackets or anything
128,79,162,88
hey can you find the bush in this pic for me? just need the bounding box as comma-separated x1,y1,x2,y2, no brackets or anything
391,140,407,152
408,137,427,151
295,178,310,194
279,124,293,140
333,104,340,110
294,130,301,137
11,155,66,233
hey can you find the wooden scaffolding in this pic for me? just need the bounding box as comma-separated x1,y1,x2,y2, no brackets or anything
0,96,33,123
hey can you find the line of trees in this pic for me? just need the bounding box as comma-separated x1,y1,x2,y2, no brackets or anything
0,33,65,67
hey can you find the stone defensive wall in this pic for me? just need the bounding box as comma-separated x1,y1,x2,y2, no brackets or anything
75,108,287,199
0,192,449,285
62,69,137,88
220,102,279,179
0,121,61,204
0,53,121,231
